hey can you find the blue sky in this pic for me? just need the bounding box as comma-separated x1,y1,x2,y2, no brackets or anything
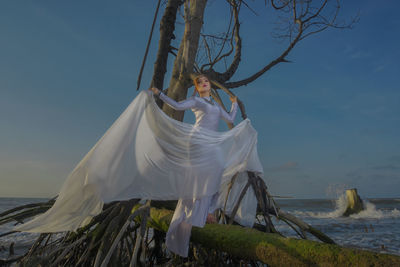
1,1,399,199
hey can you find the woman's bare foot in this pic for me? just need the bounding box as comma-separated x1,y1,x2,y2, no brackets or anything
206,213,217,224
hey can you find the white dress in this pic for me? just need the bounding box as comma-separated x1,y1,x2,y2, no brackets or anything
159,92,238,256
14,91,264,257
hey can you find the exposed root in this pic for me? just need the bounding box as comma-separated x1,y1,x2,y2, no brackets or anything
0,174,335,266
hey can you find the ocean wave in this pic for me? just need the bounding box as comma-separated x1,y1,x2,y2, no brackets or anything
350,203,400,219
368,198,400,204
292,194,400,220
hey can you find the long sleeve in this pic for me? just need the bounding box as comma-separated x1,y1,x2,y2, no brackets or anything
218,102,238,123
159,92,196,111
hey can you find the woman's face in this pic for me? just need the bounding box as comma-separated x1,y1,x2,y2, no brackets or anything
195,76,211,94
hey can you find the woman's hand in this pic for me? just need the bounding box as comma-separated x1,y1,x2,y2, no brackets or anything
230,95,238,103
149,87,161,95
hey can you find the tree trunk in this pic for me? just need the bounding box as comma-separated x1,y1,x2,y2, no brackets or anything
149,208,400,267
343,188,364,216
151,0,182,90
163,0,207,121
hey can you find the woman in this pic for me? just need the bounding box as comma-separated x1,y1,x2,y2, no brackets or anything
14,74,263,258
150,75,238,131
149,74,239,255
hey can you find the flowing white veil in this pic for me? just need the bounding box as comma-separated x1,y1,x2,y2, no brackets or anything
14,90,263,236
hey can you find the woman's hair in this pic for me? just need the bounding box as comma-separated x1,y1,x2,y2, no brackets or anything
192,74,210,96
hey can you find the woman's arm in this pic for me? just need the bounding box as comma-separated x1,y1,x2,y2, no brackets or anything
149,87,196,111
159,92,196,110
218,101,238,123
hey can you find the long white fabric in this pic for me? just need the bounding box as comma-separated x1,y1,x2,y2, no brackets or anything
14,90,264,257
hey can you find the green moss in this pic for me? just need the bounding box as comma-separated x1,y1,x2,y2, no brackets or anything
147,207,400,266
148,208,173,232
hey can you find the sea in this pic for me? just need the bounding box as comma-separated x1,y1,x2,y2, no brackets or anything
0,196,399,261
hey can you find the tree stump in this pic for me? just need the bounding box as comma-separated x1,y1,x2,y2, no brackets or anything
343,188,364,216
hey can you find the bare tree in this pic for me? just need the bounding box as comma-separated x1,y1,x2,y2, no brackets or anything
0,1,373,266
150,0,357,121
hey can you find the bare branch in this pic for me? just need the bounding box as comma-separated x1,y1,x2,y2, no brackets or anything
199,3,234,71
200,32,235,71
293,0,297,21
270,0,290,10
200,34,233,41
240,0,259,16
224,21,303,88
202,35,213,64
216,0,242,82
302,0,328,24
224,0,356,88
300,0,358,40
137,0,162,90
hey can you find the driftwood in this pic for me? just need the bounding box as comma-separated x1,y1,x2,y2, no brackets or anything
0,174,329,266
150,208,400,267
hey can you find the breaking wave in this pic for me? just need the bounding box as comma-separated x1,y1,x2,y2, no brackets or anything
293,194,400,220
